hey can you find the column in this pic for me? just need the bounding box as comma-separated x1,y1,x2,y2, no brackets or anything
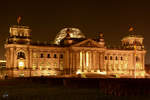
14,48,17,68
118,54,120,71
58,52,60,70
142,53,145,70
89,51,91,71
107,54,110,73
29,49,33,69
100,53,104,71
10,48,14,68
76,51,79,70
82,51,85,72
98,52,101,71
95,51,98,70
25,50,28,69
92,51,94,71
74,51,76,72
113,54,115,72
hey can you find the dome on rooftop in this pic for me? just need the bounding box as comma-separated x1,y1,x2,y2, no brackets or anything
54,28,86,45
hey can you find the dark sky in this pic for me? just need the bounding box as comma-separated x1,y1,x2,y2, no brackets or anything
1,0,150,64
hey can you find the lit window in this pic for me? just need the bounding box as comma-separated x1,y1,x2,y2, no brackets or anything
18,61,24,69
19,61,24,67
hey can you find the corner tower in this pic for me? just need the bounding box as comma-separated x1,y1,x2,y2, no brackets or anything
7,25,31,44
121,25,144,50
5,18,32,77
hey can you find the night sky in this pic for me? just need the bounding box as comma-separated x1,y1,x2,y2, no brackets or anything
1,0,150,64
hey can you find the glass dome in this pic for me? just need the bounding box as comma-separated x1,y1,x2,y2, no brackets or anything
54,28,86,45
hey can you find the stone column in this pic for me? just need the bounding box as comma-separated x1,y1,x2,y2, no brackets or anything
10,48,14,68
14,48,17,68
107,54,110,73
131,53,134,75
113,54,115,72
98,52,101,71
92,51,94,71
118,54,120,71
95,51,99,71
25,50,29,69
69,51,72,74
58,52,60,70
6,49,10,68
89,51,91,71
82,51,85,72
101,53,104,71
142,53,145,70
29,49,33,69
74,51,76,72
76,51,79,70
37,51,40,69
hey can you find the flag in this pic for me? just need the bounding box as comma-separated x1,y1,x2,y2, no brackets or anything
17,16,21,24
129,26,134,32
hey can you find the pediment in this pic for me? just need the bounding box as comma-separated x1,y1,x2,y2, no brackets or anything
71,39,101,48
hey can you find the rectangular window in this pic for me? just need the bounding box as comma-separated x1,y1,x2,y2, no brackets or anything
47,54,50,58
54,54,57,58
60,54,63,59
40,54,44,58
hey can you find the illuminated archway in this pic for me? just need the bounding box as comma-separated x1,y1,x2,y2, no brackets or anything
17,51,26,69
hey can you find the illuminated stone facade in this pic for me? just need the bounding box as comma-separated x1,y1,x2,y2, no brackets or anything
5,25,146,78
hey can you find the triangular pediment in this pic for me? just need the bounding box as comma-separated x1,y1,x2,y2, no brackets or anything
71,39,101,48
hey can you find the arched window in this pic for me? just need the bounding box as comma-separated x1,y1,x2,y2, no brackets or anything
17,52,25,59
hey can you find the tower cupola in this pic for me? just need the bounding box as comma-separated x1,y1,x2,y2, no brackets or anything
7,17,31,44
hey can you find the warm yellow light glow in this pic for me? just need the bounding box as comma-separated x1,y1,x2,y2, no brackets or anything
76,70,81,75
86,52,89,67
97,70,107,75
19,61,24,68
97,70,100,73
32,64,36,70
80,52,82,67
